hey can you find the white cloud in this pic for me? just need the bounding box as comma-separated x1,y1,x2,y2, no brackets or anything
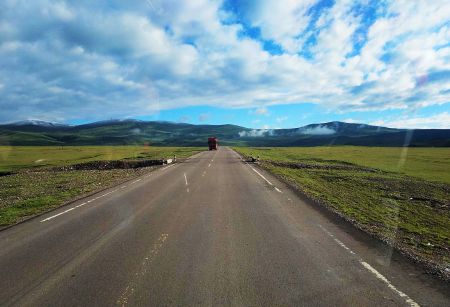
342,118,360,124
253,107,269,115
301,125,336,135
198,113,210,122
0,0,449,122
239,129,274,137
370,112,450,129
276,116,288,123
241,0,317,53
130,128,141,135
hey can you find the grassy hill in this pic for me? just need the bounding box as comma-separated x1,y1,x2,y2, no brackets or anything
0,120,449,147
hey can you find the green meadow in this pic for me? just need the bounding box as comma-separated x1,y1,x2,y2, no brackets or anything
234,146,450,184
0,146,203,173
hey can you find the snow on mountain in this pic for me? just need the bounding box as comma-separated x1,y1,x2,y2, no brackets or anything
9,120,69,127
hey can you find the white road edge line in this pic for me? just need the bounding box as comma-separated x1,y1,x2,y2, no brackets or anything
274,187,282,193
184,173,188,186
248,165,273,186
360,262,420,307
40,163,176,223
319,225,356,255
161,164,174,171
41,188,119,222
318,225,419,307
75,202,87,208
40,207,76,222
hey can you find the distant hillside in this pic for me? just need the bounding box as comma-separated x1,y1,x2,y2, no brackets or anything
0,120,449,147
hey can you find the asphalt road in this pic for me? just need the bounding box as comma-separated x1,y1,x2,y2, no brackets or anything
0,147,449,306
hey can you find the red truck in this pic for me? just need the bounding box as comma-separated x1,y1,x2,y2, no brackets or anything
208,137,218,150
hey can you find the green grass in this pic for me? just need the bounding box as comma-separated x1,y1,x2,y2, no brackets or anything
234,146,450,272
234,146,450,184
0,168,155,225
0,146,203,172
0,146,203,225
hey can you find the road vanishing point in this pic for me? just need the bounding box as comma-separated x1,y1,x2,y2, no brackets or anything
0,147,449,306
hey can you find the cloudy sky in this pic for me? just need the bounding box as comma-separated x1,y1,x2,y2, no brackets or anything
0,0,449,128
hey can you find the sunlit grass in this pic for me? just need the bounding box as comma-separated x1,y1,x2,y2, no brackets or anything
0,146,203,172
234,146,450,184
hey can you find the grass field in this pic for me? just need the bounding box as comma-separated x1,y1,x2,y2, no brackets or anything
0,146,203,172
0,146,203,226
235,146,450,184
234,146,450,275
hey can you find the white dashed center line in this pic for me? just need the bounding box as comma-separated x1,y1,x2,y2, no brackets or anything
184,173,188,186
117,233,169,306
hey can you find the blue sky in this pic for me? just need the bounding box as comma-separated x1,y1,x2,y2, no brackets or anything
0,0,449,128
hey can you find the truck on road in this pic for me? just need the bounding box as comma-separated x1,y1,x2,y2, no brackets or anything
208,137,218,150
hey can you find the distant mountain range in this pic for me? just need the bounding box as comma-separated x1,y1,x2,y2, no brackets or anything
0,119,449,147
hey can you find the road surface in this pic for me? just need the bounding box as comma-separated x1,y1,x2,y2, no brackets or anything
0,147,449,306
